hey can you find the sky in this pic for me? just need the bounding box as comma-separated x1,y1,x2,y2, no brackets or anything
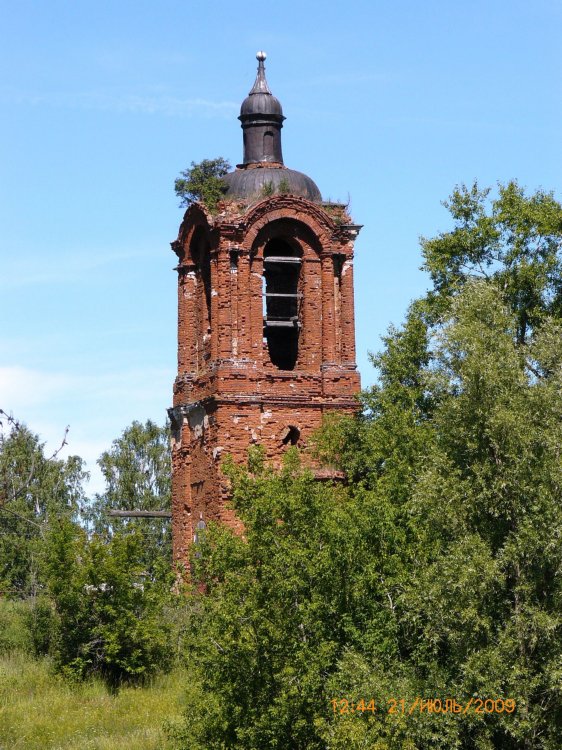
1,0,561,493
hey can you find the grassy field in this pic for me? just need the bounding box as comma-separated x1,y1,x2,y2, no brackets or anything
0,651,185,750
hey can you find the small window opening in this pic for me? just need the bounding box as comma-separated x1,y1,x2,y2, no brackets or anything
333,254,345,281
263,131,274,158
263,238,302,370
282,425,300,446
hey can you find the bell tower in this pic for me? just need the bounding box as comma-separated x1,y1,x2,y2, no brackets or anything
169,53,362,566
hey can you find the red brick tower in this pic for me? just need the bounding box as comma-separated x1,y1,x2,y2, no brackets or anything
169,52,361,565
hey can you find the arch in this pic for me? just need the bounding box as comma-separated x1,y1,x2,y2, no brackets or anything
189,226,212,326
262,237,302,370
250,217,323,261
186,225,212,372
242,195,336,252
247,212,328,373
173,202,214,262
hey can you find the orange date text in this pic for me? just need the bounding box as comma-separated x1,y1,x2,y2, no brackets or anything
330,697,516,716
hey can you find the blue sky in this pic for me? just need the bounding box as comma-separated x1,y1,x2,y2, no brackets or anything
1,0,561,492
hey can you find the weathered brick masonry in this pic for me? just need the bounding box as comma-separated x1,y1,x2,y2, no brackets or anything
169,53,362,566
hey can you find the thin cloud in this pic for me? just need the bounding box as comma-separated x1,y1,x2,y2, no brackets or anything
1,89,238,118
0,248,156,289
0,367,76,408
0,365,173,409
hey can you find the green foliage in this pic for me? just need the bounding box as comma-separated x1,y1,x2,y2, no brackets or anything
85,419,172,577
25,596,57,656
0,422,88,597
318,282,562,749
261,180,275,197
174,157,231,212
259,177,291,198
171,183,562,749
0,598,32,653
170,452,410,749
45,518,173,689
421,180,562,342
398,284,562,747
0,595,58,658
278,176,290,194
0,417,177,705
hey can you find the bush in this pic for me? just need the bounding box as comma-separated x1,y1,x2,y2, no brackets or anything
45,519,173,689
25,596,57,657
0,598,31,653
174,157,231,213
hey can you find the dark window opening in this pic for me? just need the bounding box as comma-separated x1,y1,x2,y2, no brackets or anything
333,253,345,281
201,253,211,326
263,239,301,370
191,227,212,326
282,425,300,446
263,131,274,158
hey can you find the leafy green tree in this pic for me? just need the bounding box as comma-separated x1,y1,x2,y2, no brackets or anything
0,417,87,597
319,282,562,750
169,451,386,750
45,518,173,689
421,180,562,343
86,420,172,578
170,182,562,750
174,157,231,212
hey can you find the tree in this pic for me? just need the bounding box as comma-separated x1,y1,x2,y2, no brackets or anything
170,451,387,750
421,180,562,344
320,282,562,750
0,415,88,598
174,157,231,212
85,420,172,578
45,518,172,689
170,182,562,750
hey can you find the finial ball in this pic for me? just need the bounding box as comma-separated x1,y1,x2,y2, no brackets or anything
256,50,267,61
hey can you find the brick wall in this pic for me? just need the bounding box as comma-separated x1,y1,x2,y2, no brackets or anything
170,195,361,567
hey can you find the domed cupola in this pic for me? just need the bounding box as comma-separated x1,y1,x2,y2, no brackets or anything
238,51,285,164
222,52,322,202
239,51,284,123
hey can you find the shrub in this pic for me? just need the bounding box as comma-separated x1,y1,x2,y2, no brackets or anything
45,519,173,689
174,158,231,213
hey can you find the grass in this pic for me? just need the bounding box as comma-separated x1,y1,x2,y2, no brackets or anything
0,650,185,749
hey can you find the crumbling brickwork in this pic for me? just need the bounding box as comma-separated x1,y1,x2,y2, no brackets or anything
169,194,361,567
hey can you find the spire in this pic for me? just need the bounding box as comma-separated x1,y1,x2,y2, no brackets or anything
249,51,272,95
238,51,285,166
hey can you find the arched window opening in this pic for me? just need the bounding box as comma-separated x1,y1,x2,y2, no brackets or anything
189,226,212,371
263,238,302,370
333,253,344,359
282,425,300,446
263,131,274,159
190,227,212,327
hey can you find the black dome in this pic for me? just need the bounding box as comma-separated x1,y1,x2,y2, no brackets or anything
222,166,322,202
240,91,283,119
227,53,322,201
